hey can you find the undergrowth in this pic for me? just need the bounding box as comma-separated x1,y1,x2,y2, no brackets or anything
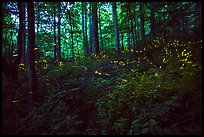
2,38,202,135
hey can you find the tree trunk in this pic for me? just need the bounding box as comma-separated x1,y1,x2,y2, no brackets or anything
150,2,156,40
85,3,89,55
53,3,57,61
139,2,145,42
92,2,99,54
82,2,88,56
130,16,136,48
132,2,137,48
89,3,93,54
27,2,38,106
127,3,131,51
121,34,124,51
113,2,120,57
20,2,26,64
57,2,61,61
35,2,40,61
69,9,75,63
9,14,14,63
5,1,25,81
98,4,104,50
162,5,167,40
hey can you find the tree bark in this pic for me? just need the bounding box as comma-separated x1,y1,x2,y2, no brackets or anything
121,34,124,51
27,2,38,106
3,2,25,82
53,2,57,61
113,2,120,57
84,2,89,55
127,3,131,51
92,2,99,54
20,2,26,64
150,2,156,40
82,2,88,56
98,4,104,50
89,3,93,54
139,2,145,42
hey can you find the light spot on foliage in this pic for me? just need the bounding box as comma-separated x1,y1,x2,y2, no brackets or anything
121,79,128,82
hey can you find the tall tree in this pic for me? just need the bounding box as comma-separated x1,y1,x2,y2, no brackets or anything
92,2,99,54
27,2,38,106
89,3,93,54
139,2,145,42
84,2,89,55
82,2,88,55
2,2,25,81
20,2,26,64
112,2,120,56
150,2,156,40
53,2,57,61
98,3,104,50
57,2,61,61
130,6,136,48
126,3,131,51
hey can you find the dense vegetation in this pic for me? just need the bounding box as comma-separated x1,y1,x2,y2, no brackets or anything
2,2,202,135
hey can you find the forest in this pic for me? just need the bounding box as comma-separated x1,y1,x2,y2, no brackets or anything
2,2,202,135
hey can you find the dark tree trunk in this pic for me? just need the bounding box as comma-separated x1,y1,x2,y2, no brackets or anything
121,34,124,51
162,5,167,40
139,2,145,42
82,2,88,56
98,4,104,50
113,2,120,57
20,2,26,64
53,3,57,61
27,2,38,106
198,2,202,29
35,2,40,61
130,16,136,48
150,2,156,40
57,2,61,61
127,3,131,51
9,15,14,63
92,2,99,54
132,2,137,48
89,3,93,54
3,1,25,82
85,3,89,55
179,3,185,40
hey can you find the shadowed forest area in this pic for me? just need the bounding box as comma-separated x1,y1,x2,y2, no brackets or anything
2,2,202,135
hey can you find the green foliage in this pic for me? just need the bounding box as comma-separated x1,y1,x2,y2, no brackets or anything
96,39,202,135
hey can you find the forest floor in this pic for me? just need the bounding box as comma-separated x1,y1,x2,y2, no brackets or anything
2,38,202,135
